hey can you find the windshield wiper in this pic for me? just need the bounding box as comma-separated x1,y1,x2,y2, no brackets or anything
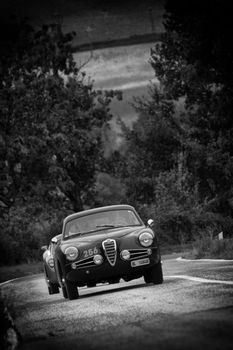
95,224,139,229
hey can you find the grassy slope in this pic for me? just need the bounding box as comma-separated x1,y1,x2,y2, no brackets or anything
0,262,43,284
183,238,233,260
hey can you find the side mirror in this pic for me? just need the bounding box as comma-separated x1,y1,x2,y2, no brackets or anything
41,245,48,252
147,219,154,228
51,237,58,244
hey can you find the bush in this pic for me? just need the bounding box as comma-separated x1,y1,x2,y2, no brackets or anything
0,202,69,266
135,170,223,245
191,237,233,259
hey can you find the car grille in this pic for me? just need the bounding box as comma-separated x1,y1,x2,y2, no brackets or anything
128,248,151,260
71,256,96,269
102,239,117,266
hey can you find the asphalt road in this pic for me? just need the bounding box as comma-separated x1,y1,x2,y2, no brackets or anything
1,256,233,350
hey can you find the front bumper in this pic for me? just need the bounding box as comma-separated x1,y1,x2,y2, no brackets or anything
65,248,160,283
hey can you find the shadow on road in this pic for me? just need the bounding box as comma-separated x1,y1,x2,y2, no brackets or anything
21,279,172,309
78,280,169,299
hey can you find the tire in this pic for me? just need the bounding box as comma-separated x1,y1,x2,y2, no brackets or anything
144,261,163,285
62,286,68,299
65,280,79,300
44,267,59,295
48,283,60,295
56,262,68,299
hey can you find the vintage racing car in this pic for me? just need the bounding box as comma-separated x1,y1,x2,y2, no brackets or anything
42,234,61,295
54,204,163,300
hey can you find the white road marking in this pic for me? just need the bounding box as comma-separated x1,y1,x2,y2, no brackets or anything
166,275,233,285
176,257,233,262
0,278,22,287
0,274,40,287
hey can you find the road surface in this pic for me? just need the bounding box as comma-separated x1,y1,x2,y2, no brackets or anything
1,256,233,350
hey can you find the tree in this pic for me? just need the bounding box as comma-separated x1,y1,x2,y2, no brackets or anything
119,85,182,206
0,18,121,264
0,19,121,215
150,0,233,217
114,0,233,243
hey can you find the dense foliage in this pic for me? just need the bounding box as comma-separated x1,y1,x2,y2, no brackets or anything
116,0,233,244
0,19,120,264
2,0,233,264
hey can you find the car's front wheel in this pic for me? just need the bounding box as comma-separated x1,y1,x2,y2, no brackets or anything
48,283,60,295
44,267,59,295
144,261,163,284
65,279,79,300
61,285,68,298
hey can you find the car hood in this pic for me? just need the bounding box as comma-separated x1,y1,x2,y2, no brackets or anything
60,225,146,249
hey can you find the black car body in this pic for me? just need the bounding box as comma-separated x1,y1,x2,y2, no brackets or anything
54,204,163,300
42,234,61,295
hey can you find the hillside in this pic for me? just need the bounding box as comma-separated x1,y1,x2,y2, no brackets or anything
0,0,165,48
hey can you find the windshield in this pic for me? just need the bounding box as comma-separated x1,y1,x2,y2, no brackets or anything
64,209,142,238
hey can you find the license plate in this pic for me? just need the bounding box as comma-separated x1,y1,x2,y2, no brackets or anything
131,258,150,267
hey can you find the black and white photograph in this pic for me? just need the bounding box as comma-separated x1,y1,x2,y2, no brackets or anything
0,1,233,349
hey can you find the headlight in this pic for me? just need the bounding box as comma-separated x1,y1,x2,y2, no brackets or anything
93,254,103,265
139,232,154,247
48,258,54,268
65,246,79,261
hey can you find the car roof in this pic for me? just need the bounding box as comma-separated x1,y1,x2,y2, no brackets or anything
63,204,136,225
